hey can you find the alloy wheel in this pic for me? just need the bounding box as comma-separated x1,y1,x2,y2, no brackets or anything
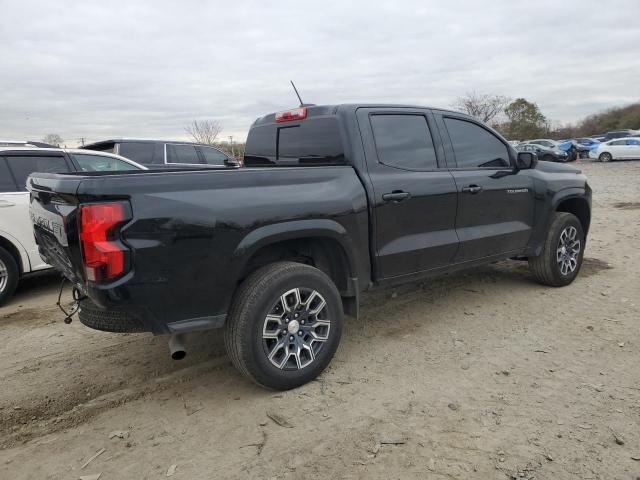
262,287,331,370
556,226,581,275
0,258,8,293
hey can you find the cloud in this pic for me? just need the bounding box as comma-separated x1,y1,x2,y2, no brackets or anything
1,0,638,145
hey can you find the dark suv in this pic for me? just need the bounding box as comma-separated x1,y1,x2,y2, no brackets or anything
82,139,238,169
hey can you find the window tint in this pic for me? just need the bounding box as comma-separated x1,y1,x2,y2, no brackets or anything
245,125,276,165
444,118,510,168
86,142,115,153
277,118,345,165
628,139,640,145
244,117,345,166
370,114,438,170
0,158,17,192
610,139,626,146
198,146,227,166
5,155,71,191
118,142,155,165
166,144,201,164
72,153,140,172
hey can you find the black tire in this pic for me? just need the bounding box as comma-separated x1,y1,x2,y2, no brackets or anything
0,247,19,306
78,298,146,332
528,212,585,287
224,261,343,390
599,152,612,162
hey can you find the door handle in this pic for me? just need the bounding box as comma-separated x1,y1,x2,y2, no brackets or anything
382,191,411,202
461,185,483,194
0,200,15,208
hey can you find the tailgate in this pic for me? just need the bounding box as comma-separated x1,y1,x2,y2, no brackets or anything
27,173,86,289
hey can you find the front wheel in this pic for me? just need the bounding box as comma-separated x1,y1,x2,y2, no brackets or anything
224,262,343,390
0,247,19,306
528,212,585,287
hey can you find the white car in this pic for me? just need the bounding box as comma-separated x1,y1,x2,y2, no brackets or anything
591,137,640,162
0,148,146,305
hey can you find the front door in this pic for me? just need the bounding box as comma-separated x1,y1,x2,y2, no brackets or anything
436,115,535,262
357,108,459,279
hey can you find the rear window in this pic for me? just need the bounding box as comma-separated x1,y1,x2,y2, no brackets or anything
5,155,72,191
245,117,344,166
118,142,155,165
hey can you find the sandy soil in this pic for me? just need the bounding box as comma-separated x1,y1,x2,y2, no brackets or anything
1,160,639,480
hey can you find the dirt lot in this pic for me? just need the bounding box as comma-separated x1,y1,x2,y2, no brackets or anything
1,160,639,480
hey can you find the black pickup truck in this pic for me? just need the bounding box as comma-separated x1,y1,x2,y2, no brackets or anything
28,104,591,390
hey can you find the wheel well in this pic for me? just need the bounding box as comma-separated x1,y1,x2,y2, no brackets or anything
238,237,352,294
557,198,591,234
0,236,23,275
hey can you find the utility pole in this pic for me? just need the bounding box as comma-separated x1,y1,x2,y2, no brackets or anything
228,135,235,158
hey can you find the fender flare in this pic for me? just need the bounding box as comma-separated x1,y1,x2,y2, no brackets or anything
232,219,360,283
550,187,587,211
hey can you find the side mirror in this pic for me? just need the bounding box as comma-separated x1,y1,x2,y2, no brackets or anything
224,157,240,167
517,151,537,169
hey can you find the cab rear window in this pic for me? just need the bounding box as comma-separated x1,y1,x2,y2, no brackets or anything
245,117,344,166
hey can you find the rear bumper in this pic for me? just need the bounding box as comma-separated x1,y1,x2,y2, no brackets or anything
77,296,226,335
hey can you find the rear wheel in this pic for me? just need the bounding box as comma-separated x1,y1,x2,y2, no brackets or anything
0,247,19,306
224,262,343,390
528,212,584,287
599,152,612,162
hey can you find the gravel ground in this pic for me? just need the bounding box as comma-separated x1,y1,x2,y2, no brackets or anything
0,160,639,480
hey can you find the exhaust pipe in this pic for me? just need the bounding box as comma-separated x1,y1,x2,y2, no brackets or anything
169,334,186,360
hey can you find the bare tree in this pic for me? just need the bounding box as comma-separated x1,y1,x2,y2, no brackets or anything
452,92,510,124
42,133,63,147
185,120,223,145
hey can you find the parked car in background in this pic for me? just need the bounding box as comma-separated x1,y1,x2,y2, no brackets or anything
82,139,239,169
591,137,640,162
0,148,145,305
527,139,559,149
574,137,600,148
527,139,589,161
603,130,637,141
516,143,569,162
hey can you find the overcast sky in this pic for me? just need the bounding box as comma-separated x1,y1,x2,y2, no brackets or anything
1,0,639,145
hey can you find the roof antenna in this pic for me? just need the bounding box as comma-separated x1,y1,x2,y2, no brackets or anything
290,81,314,107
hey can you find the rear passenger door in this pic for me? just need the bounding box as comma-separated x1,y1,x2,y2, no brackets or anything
357,108,459,279
1,152,74,271
435,114,535,262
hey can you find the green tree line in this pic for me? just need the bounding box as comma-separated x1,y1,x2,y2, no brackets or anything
454,92,639,141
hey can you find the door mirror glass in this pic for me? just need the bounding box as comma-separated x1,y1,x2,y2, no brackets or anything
517,151,536,169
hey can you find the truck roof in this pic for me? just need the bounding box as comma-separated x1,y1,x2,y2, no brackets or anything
251,104,466,126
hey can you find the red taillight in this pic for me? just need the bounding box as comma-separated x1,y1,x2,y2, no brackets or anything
79,202,131,283
275,107,307,123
